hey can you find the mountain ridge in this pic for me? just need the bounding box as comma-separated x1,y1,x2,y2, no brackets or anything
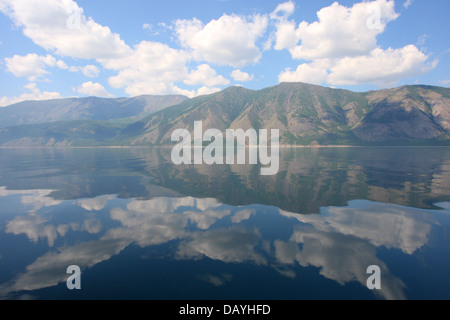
0,94,188,128
130,82,450,146
0,82,449,147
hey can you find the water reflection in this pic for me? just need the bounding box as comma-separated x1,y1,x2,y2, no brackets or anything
0,147,449,300
1,190,449,300
1,147,449,213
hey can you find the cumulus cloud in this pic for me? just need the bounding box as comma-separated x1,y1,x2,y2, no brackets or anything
278,0,399,60
280,200,433,255
1,193,440,299
5,214,72,247
279,59,329,85
76,81,114,98
0,188,72,246
69,64,100,78
107,197,228,248
4,53,66,81
106,41,193,97
269,1,297,51
231,69,254,82
275,0,436,87
184,64,230,87
81,218,102,234
175,14,268,67
0,1,251,99
77,195,115,211
270,1,295,21
0,0,437,103
327,45,437,86
0,83,62,107
183,207,231,230
286,225,407,300
0,196,254,296
0,0,132,60
177,226,266,265
0,237,131,296
105,42,230,97
195,86,222,96
280,45,436,87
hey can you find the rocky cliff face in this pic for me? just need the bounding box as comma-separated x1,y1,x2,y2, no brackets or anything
354,86,450,141
132,83,450,145
0,83,449,146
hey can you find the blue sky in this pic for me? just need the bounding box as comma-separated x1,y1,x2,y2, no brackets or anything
0,0,448,106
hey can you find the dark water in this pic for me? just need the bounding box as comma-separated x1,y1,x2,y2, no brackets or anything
0,147,449,300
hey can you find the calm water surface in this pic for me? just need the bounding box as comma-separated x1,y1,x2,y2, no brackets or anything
0,147,449,300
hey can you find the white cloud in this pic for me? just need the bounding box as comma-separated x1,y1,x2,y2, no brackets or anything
280,45,436,87
275,199,437,299
69,64,100,78
231,69,254,82
5,214,64,247
184,64,229,87
284,0,399,60
80,65,100,78
0,196,230,296
280,200,433,255
106,41,188,92
272,20,299,51
269,1,298,51
275,0,435,88
288,225,406,300
196,86,222,96
0,0,435,101
4,53,66,81
403,0,413,9
77,195,115,211
270,1,295,21
0,188,69,247
231,208,255,223
104,41,206,98
56,60,68,69
76,81,114,98
278,59,329,85
105,42,231,97
174,14,268,67
0,0,132,60
0,1,242,100
82,218,102,234
328,45,437,87
0,187,61,211
177,226,266,265
439,80,450,86
0,83,61,107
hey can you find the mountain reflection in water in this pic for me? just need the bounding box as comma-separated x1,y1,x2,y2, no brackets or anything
0,147,449,300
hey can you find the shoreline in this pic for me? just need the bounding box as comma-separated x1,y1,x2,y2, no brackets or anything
1,145,449,149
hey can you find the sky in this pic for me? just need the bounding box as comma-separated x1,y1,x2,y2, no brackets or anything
0,0,449,106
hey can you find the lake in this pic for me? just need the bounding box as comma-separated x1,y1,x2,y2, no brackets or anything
0,147,449,300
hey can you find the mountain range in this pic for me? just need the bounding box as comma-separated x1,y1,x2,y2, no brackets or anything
0,82,449,147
